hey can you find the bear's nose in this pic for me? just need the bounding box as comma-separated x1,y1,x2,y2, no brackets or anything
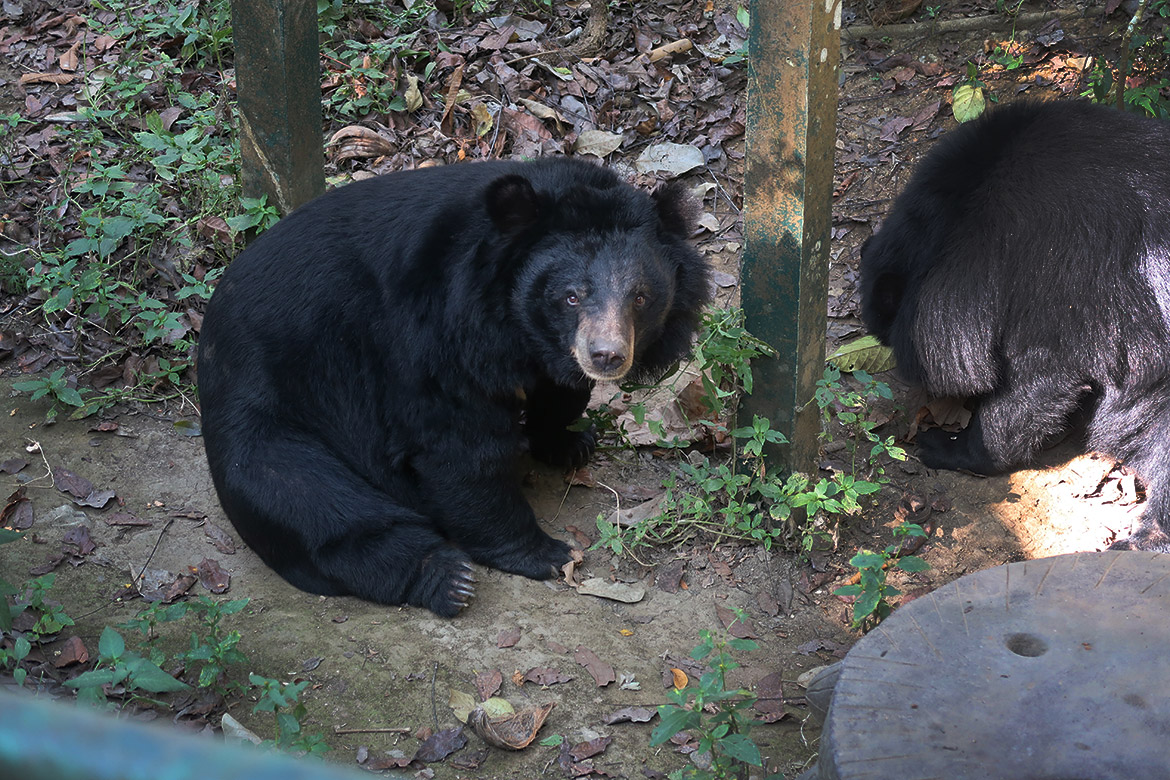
591,345,627,374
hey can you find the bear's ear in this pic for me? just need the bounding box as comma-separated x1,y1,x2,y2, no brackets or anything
485,174,542,236
652,181,697,240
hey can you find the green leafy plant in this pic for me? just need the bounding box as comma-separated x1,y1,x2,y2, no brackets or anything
599,363,905,557
250,674,331,755
0,530,31,685
118,596,250,693
613,306,776,451
2,562,77,686
0,633,31,686
813,367,906,479
10,2,252,417
12,368,87,420
65,625,192,707
691,307,777,417
594,415,805,557
721,7,750,66
224,197,281,235
952,62,990,122
177,596,251,690
833,522,931,631
1083,0,1170,117
651,624,776,779
92,0,233,66
988,0,1026,69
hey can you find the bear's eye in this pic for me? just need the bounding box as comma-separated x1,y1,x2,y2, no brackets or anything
633,293,647,307
565,292,580,306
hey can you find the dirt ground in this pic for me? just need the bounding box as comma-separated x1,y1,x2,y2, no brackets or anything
0,2,1158,778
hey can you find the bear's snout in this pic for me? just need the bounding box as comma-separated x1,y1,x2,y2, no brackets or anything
589,339,629,376
574,306,635,381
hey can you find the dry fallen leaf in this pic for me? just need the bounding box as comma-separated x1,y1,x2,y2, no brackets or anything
53,468,94,499
467,702,555,750
449,689,476,723
413,727,467,763
59,41,80,71
196,558,230,593
475,669,503,700
1,487,34,530
0,459,28,475
203,521,236,554
103,511,150,527
576,577,645,604
561,547,585,587
523,667,573,686
497,626,521,648
52,635,88,668
604,706,656,725
671,668,689,689
715,604,759,639
19,72,75,85
326,125,394,162
575,646,616,687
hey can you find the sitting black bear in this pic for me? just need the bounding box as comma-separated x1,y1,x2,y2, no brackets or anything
197,158,710,616
860,100,1170,552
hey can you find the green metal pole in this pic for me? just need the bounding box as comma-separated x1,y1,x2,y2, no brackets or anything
740,0,842,473
231,0,326,215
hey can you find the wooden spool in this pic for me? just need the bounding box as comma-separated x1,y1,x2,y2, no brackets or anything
801,552,1170,780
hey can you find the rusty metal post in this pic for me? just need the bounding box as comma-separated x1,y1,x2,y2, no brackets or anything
740,0,841,473
231,0,325,214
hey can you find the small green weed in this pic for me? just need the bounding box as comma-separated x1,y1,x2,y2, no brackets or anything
1,550,76,686
952,62,990,122
0,558,326,749
598,365,903,557
650,622,778,779
833,522,930,631
721,7,750,66
11,573,76,641
66,625,193,707
120,595,250,693
692,306,777,417
251,674,332,756
11,2,247,418
12,368,87,421
1083,0,1170,117
0,530,31,685
813,367,906,480
614,306,776,451
92,0,233,67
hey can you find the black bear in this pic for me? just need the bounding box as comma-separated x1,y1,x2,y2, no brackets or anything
197,158,710,616
860,100,1170,552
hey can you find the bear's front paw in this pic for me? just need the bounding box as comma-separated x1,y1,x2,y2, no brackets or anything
915,427,998,475
474,532,573,581
915,427,963,469
529,425,597,469
408,547,477,617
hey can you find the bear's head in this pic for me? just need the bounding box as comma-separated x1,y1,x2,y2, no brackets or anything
487,167,709,387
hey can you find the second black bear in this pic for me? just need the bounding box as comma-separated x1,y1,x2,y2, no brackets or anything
860,100,1170,552
198,158,710,616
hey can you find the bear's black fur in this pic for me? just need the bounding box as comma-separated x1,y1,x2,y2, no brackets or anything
198,158,710,616
860,100,1170,552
